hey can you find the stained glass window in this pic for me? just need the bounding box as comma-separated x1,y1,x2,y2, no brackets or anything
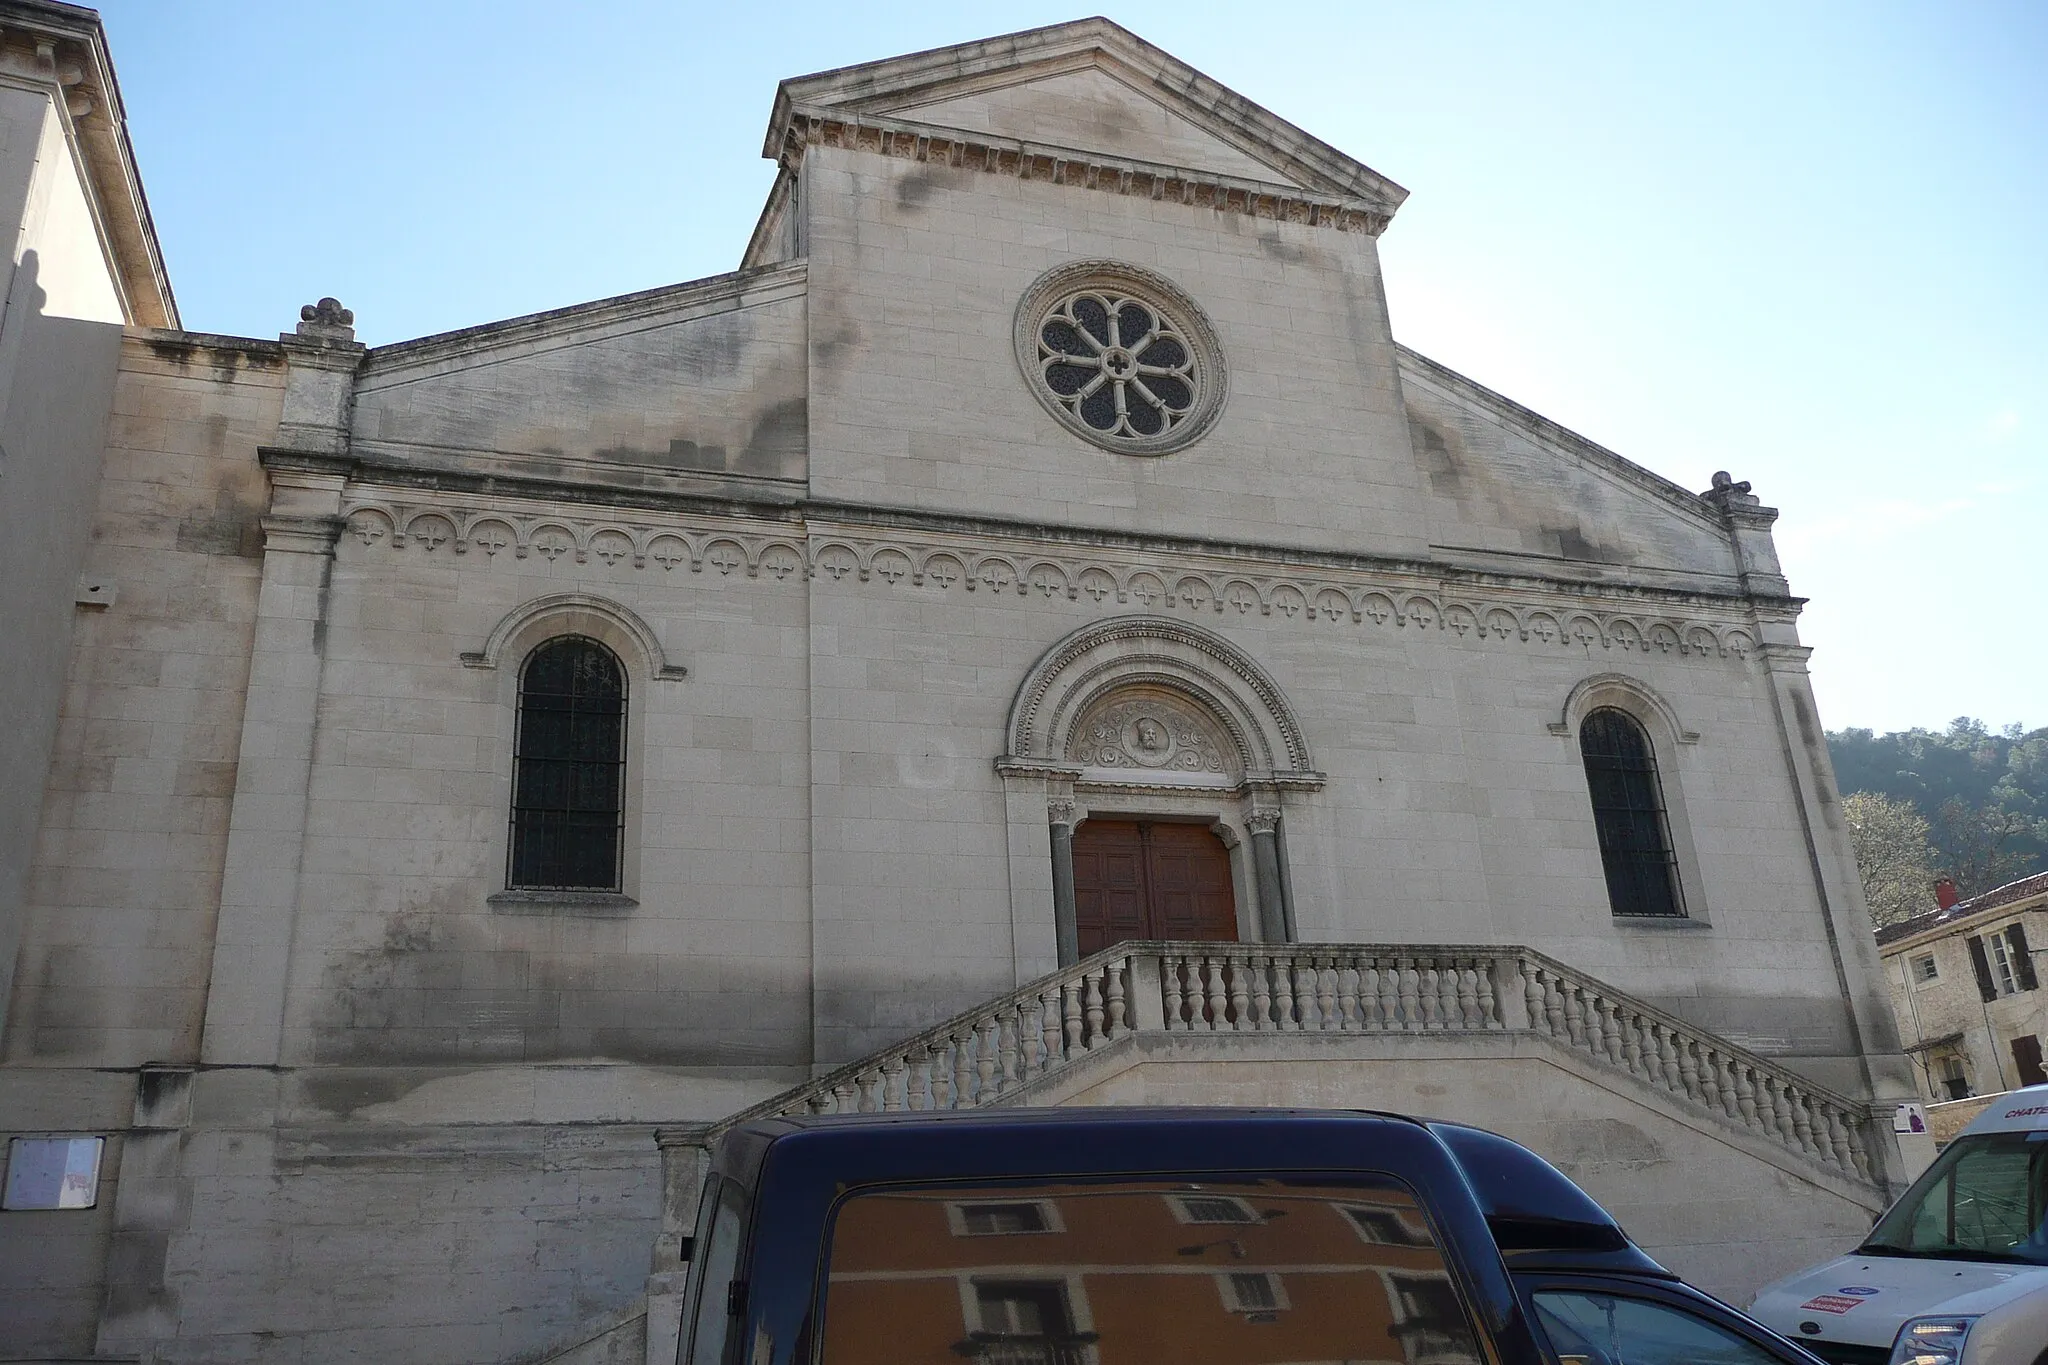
1015,262,1223,455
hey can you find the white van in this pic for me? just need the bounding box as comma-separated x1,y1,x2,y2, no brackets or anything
1750,1090,2048,1365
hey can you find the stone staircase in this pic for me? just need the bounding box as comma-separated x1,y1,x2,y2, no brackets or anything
550,942,1902,1365
712,941,1886,1186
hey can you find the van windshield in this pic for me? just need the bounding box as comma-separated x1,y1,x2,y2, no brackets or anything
819,1178,1485,1365
1861,1132,2048,1265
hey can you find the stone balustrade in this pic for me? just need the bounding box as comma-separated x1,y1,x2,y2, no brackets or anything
714,941,1881,1187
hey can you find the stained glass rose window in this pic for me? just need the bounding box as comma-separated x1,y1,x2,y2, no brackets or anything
1014,262,1225,455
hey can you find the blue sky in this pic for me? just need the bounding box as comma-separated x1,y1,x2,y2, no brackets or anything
93,1,2045,735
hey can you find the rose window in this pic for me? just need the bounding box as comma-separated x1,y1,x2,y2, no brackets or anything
1014,262,1225,455
1038,292,1197,440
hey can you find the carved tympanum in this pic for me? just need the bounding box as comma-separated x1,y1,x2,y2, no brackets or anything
1067,688,1238,780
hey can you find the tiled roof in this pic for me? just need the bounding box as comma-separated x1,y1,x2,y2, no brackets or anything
1876,869,2048,947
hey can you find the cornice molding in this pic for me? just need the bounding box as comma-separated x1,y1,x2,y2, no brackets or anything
337,492,1765,665
776,106,1394,237
0,10,176,327
768,18,1406,210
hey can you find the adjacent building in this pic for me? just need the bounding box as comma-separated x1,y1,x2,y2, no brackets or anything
1879,871,2048,1103
0,6,1919,1362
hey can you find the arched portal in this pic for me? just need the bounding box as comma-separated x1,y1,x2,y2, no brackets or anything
997,617,1323,970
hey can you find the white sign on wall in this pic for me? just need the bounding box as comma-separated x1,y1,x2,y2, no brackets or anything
2,1136,104,1210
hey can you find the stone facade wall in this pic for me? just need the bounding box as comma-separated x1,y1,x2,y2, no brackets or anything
5,337,281,1068
800,143,1430,558
0,78,128,1042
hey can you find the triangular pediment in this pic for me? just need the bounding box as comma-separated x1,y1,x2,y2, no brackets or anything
768,17,1406,214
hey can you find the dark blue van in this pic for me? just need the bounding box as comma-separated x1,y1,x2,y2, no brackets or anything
675,1107,1820,1365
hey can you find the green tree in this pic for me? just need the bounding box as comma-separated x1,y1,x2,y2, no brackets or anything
1827,719,2048,894
1841,791,1938,927
1933,797,2038,897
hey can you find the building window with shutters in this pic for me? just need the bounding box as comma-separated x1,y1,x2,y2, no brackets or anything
1968,924,2039,1001
1933,1053,1971,1102
509,637,627,891
1577,708,1685,918
1912,954,1939,984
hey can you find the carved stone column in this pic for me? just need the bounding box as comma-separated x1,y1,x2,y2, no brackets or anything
1048,799,1079,966
1248,807,1295,943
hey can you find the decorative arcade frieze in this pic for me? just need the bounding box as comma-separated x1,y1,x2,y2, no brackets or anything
339,498,1763,662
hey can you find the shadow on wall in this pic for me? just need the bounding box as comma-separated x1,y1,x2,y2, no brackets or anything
1,248,133,1058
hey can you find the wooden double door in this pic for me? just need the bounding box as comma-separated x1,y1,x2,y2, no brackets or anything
1072,819,1238,954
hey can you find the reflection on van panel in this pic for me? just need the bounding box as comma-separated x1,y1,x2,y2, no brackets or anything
820,1180,1484,1365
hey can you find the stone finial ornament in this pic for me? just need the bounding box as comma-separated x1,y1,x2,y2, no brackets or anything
296,297,356,342
1702,470,1761,510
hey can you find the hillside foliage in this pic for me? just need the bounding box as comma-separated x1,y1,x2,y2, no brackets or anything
1827,719,2048,923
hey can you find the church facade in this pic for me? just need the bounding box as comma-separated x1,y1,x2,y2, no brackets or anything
0,7,1915,1363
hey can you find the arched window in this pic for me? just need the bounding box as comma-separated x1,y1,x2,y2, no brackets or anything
1578,707,1684,918
509,637,626,890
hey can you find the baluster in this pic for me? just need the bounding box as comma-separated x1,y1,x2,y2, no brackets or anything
1040,987,1063,1065
1653,1026,1680,1094
1575,989,1599,1055
1229,959,1252,1031
968,1018,995,1102
1162,957,1186,1032
1397,959,1421,1029
1296,956,1320,1029
997,1013,1020,1092
1715,1052,1744,1120
1679,1039,1712,1105
808,1091,833,1115
1843,1113,1875,1178
1617,1012,1642,1075
877,1058,902,1111
1315,962,1338,1032
1441,965,1474,1031
1750,1071,1778,1137
1107,960,1130,1037
1084,971,1108,1043
1790,1092,1816,1155
1734,1063,1759,1127
1557,982,1583,1047
1845,1115,1873,1181
1356,964,1381,1029
1377,961,1401,1029
1522,965,1545,1036
1771,1080,1799,1146
1753,1072,1785,1137
1415,966,1440,1029
1457,964,1481,1028
952,1029,976,1108
1600,1003,1624,1066
908,1048,933,1110
1202,957,1228,1031
1337,964,1362,1030
1017,1001,1043,1079
1063,980,1085,1052
895,1060,918,1114
1542,972,1568,1040
1251,956,1273,1029
1824,1107,1854,1172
